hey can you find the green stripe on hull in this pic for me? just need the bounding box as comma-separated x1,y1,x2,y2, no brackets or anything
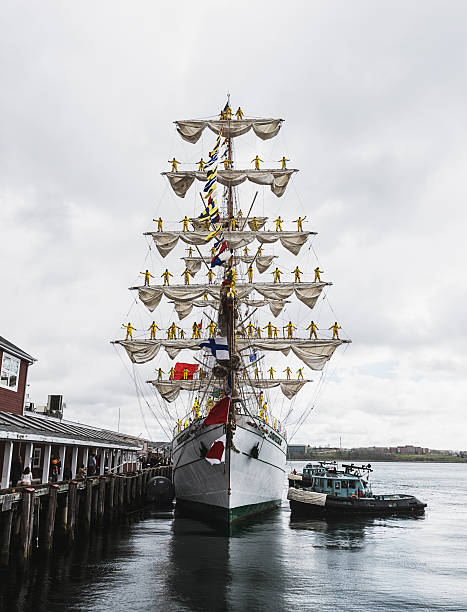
176,498,281,526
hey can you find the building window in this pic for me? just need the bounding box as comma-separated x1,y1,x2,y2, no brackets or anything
0,352,20,391
32,448,41,468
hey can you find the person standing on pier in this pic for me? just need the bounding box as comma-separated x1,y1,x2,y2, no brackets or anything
10,455,23,487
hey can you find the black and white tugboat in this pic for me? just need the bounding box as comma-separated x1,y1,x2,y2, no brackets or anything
288,462,427,517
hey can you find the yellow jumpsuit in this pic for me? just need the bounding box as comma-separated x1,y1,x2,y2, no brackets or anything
329,323,341,339
246,322,256,338
306,321,318,339
294,217,305,231
154,217,163,232
268,368,275,380
284,367,292,380
314,267,323,282
123,324,136,340
247,266,254,283
169,368,175,380
274,217,283,231
297,368,304,380
169,158,179,172
162,270,173,286
197,159,205,171
293,267,302,283
236,107,244,120
182,269,191,285
148,322,160,340
284,322,296,339
206,269,214,284
251,156,263,170
181,217,190,232
207,322,217,338
141,270,154,287
250,218,259,231
272,268,282,283
263,322,274,339
157,368,164,381
280,157,290,169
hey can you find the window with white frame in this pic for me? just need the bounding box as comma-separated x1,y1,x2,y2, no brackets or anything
32,448,41,468
0,352,20,391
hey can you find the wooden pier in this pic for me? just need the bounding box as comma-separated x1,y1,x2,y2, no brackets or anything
0,466,172,566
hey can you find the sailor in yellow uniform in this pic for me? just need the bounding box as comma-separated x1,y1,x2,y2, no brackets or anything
182,268,191,285
148,321,160,340
206,398,214,414
243,246,249,256
251,155,263,170
306,320,319,339
258,391,264,405
182,368,189,380
283,321,297,339
169,158,180,172
206,269,215,284
168,323,180,339
273,325,279,339
229,217,237,231
162,269,173,286
246,322,256,338
179,328,185,339
177,418,182,432
279,156,290,169
250,217,260,231
297,368,304,380
186,247,194,257
153,217,163,232
203,291,208,301
207,322,217,338
268,367,275,380
293,266,302,283
242,368,247,379
191,322,199,339
314,267,323,282
197,158,206,171
274,216,283,231
223,158,233,170
254,367,260,380
283,366,292,380
263,321,275,339
219,110,226,120
256,326,262,338
247,266,254,283
257,246,263,256
237,209,243,218
329,322,342,339
157,367,164,381
272,267,282,283
225,106,232,120
122,323,136,340
169,367,175,381
211,246,216,256
235,107,244,120
294,216,306,231
181,216,190,232
141,269,154,287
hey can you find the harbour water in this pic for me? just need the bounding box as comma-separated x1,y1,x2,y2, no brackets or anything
1,461,466,611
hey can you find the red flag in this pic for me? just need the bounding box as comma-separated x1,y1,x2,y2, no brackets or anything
205,435,226,464
203,397,230,426
173,363,198,381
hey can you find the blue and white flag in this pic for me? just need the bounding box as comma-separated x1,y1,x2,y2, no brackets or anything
200,337,229,360
249,353,258,363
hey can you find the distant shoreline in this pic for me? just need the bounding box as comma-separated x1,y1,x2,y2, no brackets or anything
287,453,467,463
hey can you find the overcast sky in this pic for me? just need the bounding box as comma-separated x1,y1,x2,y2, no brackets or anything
2,1,466,449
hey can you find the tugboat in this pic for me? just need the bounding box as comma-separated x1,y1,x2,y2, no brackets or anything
287,462,427,517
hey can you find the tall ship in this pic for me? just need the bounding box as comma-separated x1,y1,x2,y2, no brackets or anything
114,99,350,524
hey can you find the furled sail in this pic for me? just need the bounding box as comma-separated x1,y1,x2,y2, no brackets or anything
114,338,348,369
145,230,315,257
132,281,330,313
182,254,277,275
148,378,310,402
190,216,268,232
175,119,283,144
162,169,298,198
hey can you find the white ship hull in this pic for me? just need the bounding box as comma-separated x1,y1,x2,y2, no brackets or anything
172,414,286,524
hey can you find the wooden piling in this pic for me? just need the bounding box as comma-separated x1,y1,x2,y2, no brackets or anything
84,478,93,530
119,476,124,508
67,481,78,542
20,487,35,561
0,509,13,566
45,485,59,550
107,475,115,520
97,477,106,522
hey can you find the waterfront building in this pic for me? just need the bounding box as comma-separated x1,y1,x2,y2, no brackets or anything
0,335,141,489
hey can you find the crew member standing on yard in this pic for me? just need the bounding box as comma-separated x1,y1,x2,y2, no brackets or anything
251,155,263,170
122,323,136,340
329,322,342,339
274,216,283,231
169,157,180,172
293,266,302,283
141,269,154,287
294,216,306,231
162,269,173,286
279,156,290,169
314,267,323,282
306,321,319,339
148,321,160,340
